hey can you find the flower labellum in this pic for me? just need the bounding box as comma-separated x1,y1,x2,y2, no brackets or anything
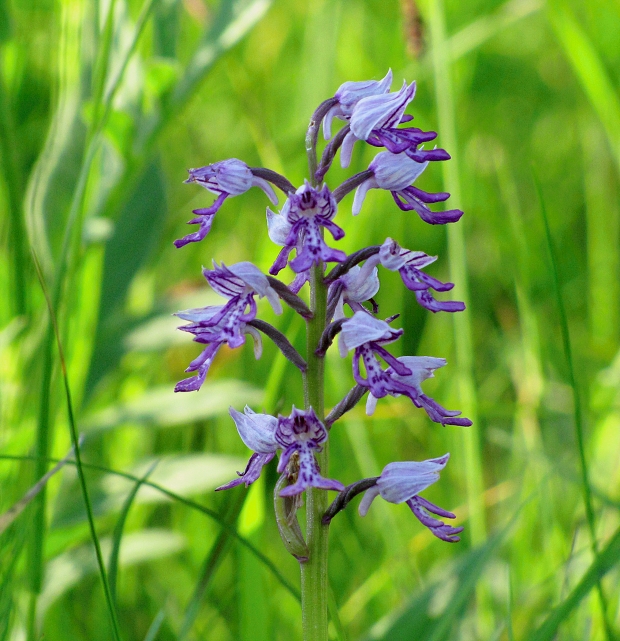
269,181,347,276
365,355,472,427
376,238,465,313
275,407,345,496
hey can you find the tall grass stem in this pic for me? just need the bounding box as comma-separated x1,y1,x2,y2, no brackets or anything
534,173,615,641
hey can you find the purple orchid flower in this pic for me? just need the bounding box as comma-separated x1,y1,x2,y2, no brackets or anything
328,263,380,320
339,313,471,426
268,181,347,276
365,355,472,426
175,261,282,392
176,159,278,248
275,407,345,497
340,81,415,167
357,238,465,313
322,70,393,140
352,151,463,224
217,407,278,490
337,311,409,389
338,78,451,168
359,454,464,542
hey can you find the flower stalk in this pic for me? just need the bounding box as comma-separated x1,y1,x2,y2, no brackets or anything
301,264,330,641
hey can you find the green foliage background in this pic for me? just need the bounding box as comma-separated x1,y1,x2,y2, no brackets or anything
1,0,619,639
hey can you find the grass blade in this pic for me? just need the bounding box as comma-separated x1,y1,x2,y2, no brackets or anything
0,452,301,603
549,3,620,174
177,490,247,640
447,0,542,62
31,251,122,641
90,0,118,133
0,444,77,536
0,67,27,315
108,460,159,607
364,529,505,641
528,526,620,641
144,610,165,641
533,172,614,640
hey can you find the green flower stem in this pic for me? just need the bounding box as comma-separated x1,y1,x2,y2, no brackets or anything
301,263,329,641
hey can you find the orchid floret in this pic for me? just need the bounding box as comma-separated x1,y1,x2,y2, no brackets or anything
269,181,346,276
176,159,278,247
322,69,393,139
275,407,345,497
352,151,463,224
358,455,463,542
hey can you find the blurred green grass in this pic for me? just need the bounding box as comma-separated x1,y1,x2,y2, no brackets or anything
1,0,620,639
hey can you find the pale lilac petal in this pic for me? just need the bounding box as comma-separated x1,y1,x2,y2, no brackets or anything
358,485,381,516
212,159,253,194
340,312,396,351
335,69,393,115
229,406,278,454
266,207,292,245
352,176,378,215
350,81,416,141
376,455,449,503
378,238,408,270
391,356,447,391
365,393,378,415
370,151,428,191
244,325,263,359
340,265,380,303
204,261,246,298
226,262,271,297
174,306,223,323
251,175,278,205
340,131,358,168
322,104,342,140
